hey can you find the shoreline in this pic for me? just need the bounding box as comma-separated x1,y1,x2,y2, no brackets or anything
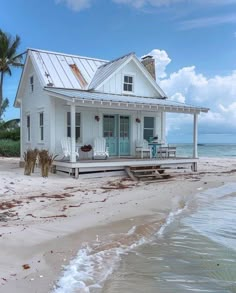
1,157,236,292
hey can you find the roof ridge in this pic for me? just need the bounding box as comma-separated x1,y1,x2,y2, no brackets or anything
28,48,108,63
98,52,135,69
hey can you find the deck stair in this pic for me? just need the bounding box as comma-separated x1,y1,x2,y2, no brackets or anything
125,165,171,181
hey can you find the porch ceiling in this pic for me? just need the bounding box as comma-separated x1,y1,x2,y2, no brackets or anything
44,87,209,114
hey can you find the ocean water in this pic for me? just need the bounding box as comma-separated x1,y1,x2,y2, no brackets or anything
174,143,236,158
53,183,236,293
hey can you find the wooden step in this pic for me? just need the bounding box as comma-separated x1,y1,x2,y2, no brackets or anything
129,165,162,171
137,173,171,180
132,168,165,174
125,165,171,181
135,173,163,178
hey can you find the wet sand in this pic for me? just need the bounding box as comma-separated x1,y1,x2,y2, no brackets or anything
1,157,236,292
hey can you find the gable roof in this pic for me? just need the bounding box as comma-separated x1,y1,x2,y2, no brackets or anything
88,52,134,89
89,53,166,98
28,48,108,90
15,48,168,107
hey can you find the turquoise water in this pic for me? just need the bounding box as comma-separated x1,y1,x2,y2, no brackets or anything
102,184,236,293
173,143,236,158
54,184,236,292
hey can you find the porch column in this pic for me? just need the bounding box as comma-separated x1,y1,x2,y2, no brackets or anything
161,112,166,144
70,103,76,163
193,113,198,158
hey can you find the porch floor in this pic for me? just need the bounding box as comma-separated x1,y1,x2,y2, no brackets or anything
53,156,198,178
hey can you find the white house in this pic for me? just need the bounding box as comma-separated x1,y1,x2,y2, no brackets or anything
14,48,209,176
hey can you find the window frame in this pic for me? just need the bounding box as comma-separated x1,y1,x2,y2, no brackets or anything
123,74,134,93
26,114,31,142
67,112,81,141
39,112,44,142
30,75,34,92
143,116,155,142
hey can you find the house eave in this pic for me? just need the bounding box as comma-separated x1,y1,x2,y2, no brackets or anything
44,88,209,114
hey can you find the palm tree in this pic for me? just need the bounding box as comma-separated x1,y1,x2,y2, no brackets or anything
0,29,23,118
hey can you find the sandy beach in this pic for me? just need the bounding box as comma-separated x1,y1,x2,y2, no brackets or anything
1,156,236,292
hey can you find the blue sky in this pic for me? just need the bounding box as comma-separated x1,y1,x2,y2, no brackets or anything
1,0,236,143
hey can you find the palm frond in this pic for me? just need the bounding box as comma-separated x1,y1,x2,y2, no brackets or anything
7,35,21,60
0,118,20,130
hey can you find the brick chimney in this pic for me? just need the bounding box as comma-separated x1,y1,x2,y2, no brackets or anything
141,55,156,80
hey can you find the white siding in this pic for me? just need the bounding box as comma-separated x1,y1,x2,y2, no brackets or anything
20,58,54,159
96,59,159,97
20,57,164,160
53,103,163,157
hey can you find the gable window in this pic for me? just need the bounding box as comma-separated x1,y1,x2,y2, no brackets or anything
143,117,154,141
67,112,81,141
26,115,30,141
39,112,44,141
30,76,34,92
123,75,133,92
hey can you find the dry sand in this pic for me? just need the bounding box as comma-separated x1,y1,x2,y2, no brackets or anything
1,156,236,292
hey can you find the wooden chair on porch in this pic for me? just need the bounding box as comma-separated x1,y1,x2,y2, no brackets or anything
93,137,109,159
61,137,79,160
135,139,152,159
157,146,168,158
167,146,177,158
157,145,177,158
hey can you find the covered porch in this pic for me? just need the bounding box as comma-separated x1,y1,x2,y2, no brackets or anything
45,88,208,177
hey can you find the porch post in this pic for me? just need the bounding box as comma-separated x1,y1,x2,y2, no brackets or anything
70,103,76,163
161,112,166,144
193,113,198,158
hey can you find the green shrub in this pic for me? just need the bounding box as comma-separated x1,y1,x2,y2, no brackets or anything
0,128,20,141
0,139,20,157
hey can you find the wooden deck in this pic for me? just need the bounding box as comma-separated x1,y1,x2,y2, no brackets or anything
53,156,198,178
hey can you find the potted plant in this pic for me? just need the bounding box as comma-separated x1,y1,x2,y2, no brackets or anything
81,144,92,152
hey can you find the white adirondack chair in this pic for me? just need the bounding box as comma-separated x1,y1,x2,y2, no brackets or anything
61,137,79,160
135,139,152,159
93,137,109,159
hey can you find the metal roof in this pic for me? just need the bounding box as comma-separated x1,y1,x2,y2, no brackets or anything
88,52,134,90
29,48,108,90
44,88,209,113
28,49,165,98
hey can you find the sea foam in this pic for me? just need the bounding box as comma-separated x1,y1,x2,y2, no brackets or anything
53,208,185,293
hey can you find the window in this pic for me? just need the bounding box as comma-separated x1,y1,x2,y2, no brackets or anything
143,117,154,141
30,76,34,92
103,115,115,137
39,112,44,141
123,75,133,92
26,115,30,141
67,112,81,140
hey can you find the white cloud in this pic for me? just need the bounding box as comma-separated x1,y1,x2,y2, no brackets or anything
112,0,187,9
143,49,171,79
112,0,236,9
55,0,91,11
146,48,236,137
170,92,185,103
179,13,236,30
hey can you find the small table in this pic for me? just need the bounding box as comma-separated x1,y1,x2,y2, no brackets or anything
148,143,162,158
